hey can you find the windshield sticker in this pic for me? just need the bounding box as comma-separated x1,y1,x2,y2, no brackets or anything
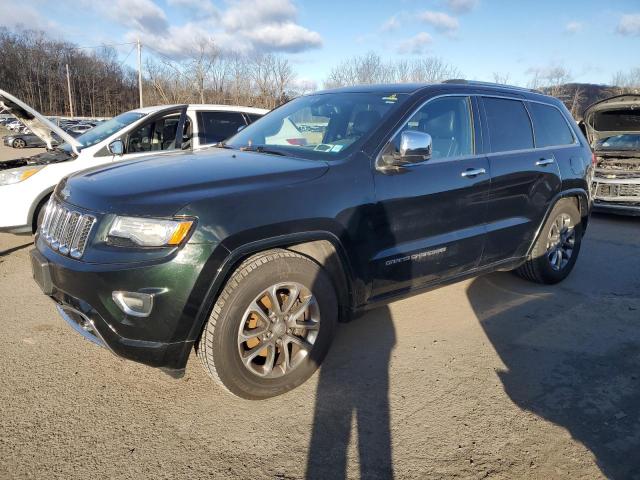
382,94,398,104
331,145,344,152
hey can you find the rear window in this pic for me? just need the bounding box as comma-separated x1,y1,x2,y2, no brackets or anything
592,109,640,132
528,102,574,147
483,97,533,153
197,111,247,144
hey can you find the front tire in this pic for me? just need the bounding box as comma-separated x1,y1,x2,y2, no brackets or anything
12,138,26,148
515,199,582,284
197,249,338,399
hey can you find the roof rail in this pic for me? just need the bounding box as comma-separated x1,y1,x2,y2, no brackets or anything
442,79,537,93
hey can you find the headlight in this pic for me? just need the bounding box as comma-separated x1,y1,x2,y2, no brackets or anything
0,165,44,186
107,216,194,247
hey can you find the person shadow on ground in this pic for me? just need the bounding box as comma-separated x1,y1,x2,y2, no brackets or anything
467,267,640,479
305,304,396,480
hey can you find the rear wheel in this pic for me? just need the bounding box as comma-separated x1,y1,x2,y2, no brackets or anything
515,199,582,284
197,249,338,399
12,138,26,148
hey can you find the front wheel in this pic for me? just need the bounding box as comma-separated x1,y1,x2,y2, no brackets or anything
12,138,26,148
197,249,338,399
515,199,583,284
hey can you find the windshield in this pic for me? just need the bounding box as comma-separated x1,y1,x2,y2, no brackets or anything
61,111,146,153
225,92,408,158
596,134,640,151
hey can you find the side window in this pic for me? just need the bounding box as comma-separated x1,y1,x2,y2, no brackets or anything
527,102,575,148
393,96,474,160
483,97,533,153
127,112,180,153
197,111,247,144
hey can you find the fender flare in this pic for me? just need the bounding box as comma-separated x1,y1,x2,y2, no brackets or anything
525,188,590,258
185,230,356,345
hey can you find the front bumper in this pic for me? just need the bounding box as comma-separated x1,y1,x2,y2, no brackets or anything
31,237,216,371
591,177,640,216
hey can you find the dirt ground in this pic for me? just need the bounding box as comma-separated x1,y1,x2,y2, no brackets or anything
0,143,639,479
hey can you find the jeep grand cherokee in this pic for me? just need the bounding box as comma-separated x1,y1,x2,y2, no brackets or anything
30,81,593,399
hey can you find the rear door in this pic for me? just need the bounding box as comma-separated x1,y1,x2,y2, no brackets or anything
370,95,490,297
479,96,562,264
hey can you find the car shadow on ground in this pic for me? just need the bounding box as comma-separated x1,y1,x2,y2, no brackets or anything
467,271,640,479
0,241,32,257
306,305,396,480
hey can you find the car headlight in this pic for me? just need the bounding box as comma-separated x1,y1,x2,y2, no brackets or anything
107,216,194,247
0,165,44,186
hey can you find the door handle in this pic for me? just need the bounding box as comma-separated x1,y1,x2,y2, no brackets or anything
536,158,555,166
461,168,486,178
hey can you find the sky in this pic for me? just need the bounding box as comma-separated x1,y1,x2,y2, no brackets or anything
1,0,639,89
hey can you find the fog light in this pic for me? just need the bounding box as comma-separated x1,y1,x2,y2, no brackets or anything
112,291,154,317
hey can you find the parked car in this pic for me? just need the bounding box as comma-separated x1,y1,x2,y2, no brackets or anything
29,81,593,399
3,132,59,148
0,116,17,126
67,124,94,136
583,94,640,215
6,120,23,131
0,88,268,233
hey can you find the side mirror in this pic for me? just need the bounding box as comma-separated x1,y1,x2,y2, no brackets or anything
398,131,432,164
108,139,124,156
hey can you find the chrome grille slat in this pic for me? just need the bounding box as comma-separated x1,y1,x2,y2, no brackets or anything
36,199,95,259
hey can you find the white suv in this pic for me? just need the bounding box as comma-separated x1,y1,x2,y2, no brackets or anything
0,89,267,233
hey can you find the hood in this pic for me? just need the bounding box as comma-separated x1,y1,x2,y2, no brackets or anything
0,89,82,154
583,94,640,145
57,148,329,217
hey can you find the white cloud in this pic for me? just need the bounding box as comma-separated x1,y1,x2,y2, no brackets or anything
419,11,459,33
167,0,218,19
381,15,401,32
0,0,60,33
564,21,584,34
222,0,297,31
616,14,640,36
94,0,322,58
89,0,169,34
398,32,433,54
445,0,479,14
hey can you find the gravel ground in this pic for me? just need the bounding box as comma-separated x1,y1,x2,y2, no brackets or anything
0,143,639,479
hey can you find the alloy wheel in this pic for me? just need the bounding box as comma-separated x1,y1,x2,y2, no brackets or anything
546,213,576,271
13,139,25,148
237,282,320,378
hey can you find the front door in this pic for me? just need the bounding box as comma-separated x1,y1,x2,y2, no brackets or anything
370,95,490,299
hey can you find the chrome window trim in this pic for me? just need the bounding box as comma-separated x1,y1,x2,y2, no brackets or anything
375,92,580,167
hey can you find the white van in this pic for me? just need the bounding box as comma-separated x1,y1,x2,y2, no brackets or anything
0,89,267,233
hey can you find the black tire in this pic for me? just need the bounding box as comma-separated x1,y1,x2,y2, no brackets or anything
515,199,582,284
12,138,26,148
197,249,338,399
32,195,50,234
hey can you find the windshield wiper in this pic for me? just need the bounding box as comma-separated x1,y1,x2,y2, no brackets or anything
214,142,234,149
239,145,286,156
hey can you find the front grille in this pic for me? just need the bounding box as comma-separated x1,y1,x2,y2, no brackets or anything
593,182,640,199
39,199,96,259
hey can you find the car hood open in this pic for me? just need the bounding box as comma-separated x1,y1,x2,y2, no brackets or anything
0,89,81,154
583,94,640,145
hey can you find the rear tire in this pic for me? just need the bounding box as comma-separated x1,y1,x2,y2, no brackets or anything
515,199,582,284
197,249,338,399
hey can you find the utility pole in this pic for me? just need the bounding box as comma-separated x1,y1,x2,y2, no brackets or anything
65,63,74,118
137,39,143,108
